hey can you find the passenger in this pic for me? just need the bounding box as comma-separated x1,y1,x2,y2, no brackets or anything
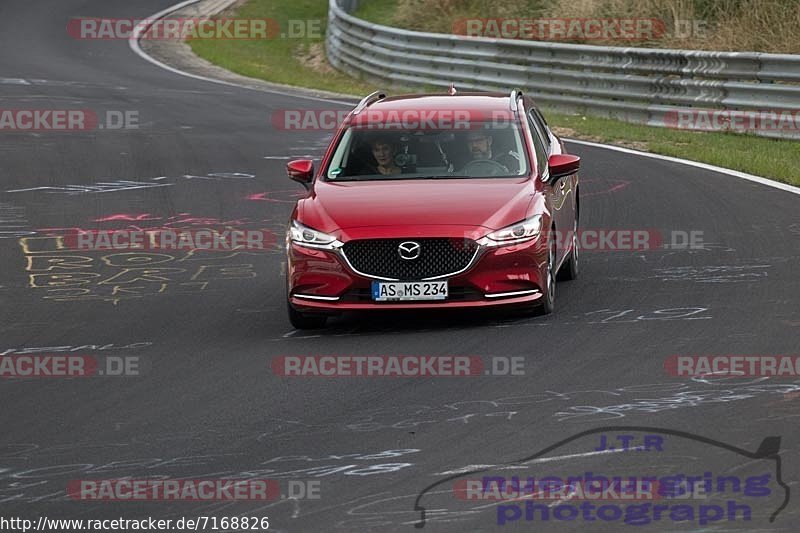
368,136,401,175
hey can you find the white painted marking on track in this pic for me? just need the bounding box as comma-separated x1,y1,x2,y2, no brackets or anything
518,448,621,465
128,0,352,106
434,464,496,475
434,449,621,475
566,138,800,195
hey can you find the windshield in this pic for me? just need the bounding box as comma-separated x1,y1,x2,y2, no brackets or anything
324,122,530,181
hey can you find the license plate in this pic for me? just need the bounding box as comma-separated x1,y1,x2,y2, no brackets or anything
372,281,448,301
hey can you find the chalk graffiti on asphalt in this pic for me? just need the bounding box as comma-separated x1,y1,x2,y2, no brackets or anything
20,238,257,304
5,172,255,194
0,202,35,238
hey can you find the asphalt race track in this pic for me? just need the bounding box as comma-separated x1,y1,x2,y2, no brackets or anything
1,1,799,531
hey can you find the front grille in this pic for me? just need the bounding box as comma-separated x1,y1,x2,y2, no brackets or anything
341,238,479,280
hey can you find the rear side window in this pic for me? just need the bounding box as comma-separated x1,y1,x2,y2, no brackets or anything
529,108,552,151
526,112,549,177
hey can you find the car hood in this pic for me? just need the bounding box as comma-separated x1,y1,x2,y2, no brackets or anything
299,178,534,235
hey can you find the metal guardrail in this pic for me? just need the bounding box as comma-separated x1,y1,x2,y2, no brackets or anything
326,0,800,139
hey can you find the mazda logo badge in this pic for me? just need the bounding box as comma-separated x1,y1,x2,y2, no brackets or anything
398,241,421,260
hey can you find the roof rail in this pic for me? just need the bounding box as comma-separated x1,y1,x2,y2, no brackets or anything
509,89,523,112
352,91,387,115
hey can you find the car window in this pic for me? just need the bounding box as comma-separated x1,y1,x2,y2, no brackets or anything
529,108,552,151
325,123,530,181
526,112,549,177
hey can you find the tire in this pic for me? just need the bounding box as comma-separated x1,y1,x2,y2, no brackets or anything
539,233,556,315
558,218,579,281
523,231,556,317
287,300,327,329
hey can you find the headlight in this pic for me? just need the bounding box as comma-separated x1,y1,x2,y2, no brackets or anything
288,220,342,249
477,215,543,247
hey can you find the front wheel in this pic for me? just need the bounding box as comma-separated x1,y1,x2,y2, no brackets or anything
287,300,327,329
522,233,556,317
558,218,579,281
539,234,556,315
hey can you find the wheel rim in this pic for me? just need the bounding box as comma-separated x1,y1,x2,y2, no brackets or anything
572,220,579,271
547,238,556,305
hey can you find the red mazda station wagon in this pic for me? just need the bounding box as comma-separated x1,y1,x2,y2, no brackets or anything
285,90,580,329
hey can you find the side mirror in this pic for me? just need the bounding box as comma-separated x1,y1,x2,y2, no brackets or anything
287,159,314,186
547,154,580,181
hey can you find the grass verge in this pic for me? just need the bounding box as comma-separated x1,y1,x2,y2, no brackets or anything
190,0,800,186
188,0,379,95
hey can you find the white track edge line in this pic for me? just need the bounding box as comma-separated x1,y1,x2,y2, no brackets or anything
127,0,352,105
564,138,800,195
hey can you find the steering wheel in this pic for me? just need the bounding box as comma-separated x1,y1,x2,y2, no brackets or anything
461,159,509,177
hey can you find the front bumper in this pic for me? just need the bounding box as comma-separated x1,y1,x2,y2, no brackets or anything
287,234,548,313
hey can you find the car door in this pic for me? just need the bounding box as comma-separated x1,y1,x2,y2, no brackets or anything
525,108,570,266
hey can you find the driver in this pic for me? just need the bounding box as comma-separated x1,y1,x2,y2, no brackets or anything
464,130,519,173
